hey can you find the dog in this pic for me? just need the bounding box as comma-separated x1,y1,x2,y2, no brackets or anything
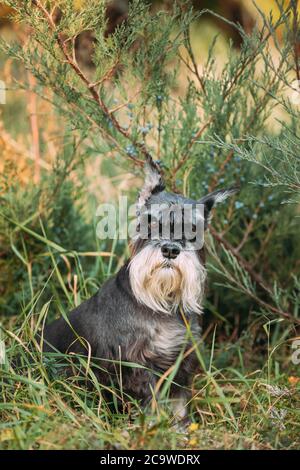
42,162,238,418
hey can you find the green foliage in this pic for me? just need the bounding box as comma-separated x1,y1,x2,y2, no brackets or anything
3,0,298,325
0,0,300,450
0,172,92,315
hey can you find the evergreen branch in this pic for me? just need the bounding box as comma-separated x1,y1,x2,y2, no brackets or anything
251,221,276,268
31,0,157,170
183,26,206,96
291,0,300,83
208,64,283,192
209,227,299,324
174,6,288,189
209,226,272,295
20,64,145,166
235,203,262,253
173,27,274,187
171,117,213,188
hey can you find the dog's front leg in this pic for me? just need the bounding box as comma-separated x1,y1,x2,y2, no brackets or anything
170,389,190,421
123,366,158,404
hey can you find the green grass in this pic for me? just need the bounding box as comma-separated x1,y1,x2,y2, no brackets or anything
0,225,299,450
1,330,300,450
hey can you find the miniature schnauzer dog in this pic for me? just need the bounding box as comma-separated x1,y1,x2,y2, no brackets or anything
42,163,237,418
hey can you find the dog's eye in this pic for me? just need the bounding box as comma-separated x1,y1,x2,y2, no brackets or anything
148,220,159,236
184,224,197,242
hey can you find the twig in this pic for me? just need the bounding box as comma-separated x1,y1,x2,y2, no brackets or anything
183,27,206,95
171,118,212,190
89,55,121,88
209,226,272,294
235,205,261,252
251,221,276,268
109,89,142,114
292,0,300,82
27,72,41,183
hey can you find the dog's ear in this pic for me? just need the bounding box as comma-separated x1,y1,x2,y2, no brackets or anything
137,162,165,209
198,187,239,227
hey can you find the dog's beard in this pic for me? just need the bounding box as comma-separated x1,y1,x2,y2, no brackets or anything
129,244,206,314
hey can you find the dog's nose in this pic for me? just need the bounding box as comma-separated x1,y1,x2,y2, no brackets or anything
161,244,180,259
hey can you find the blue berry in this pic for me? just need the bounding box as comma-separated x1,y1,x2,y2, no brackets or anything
138,126,149,135
235,201,244,209
125,144,137,156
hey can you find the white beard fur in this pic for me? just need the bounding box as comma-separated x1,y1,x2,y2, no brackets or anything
129,244,206,315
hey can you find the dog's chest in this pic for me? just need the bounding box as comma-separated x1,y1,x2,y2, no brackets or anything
146,315,201,370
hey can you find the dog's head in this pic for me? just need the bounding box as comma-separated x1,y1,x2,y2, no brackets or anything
129,163,238,314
